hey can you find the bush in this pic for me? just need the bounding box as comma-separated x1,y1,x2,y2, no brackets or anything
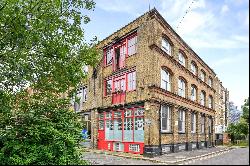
0,91,87,165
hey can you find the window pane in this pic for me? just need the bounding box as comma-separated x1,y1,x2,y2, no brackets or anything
106,79,112,95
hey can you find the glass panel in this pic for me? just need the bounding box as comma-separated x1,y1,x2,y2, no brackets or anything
134,117,144,142
99,120,104,130
124,118,133,141
134,108,144,116
114,111,122,118
105,120,113,140
125,109,133,117
106,112,112,119
113,119,122,141
99,113,104,120
106,79,112,95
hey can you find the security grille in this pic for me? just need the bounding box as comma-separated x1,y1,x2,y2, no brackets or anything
129,144,140,152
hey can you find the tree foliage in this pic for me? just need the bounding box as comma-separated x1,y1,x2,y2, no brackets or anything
0,0,99,164
227,120,249,142
242,97,249,124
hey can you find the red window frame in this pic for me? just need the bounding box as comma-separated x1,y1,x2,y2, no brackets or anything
102,31,137,69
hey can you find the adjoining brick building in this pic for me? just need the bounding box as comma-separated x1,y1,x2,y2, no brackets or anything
76,8,228,156
214,78,230,145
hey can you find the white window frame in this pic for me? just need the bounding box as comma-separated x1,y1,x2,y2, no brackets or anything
129,144,140,152
200,91,205,106
200,70,205,82
208,118,212,134
128,35,137,56
191,112,196,133
208,96,213,108
178,52,186,67
208,77,212,87
161,105,171,132
161,69,171,91
191,85,196,101
191,62,197,75
178,79,186,97
106,79,112,96
106,47,113,66
162,38,171,55
178,110,185,133
201,115,205,134
128,71,136,91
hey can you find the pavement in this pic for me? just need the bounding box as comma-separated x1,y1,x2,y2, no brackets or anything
189,147,249,165
81,146,237,165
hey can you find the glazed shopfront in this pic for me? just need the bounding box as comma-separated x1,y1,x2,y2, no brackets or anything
97,106,145,154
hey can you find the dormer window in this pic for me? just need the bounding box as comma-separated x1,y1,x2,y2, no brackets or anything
162,38,171,55
178,52,186,67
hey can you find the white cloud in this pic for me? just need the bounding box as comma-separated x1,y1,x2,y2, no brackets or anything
186,34,249,49
211,58,235,68
220,5,229,14
157,0,248,50
95,0,146,15
245,14,249,26
177,11,214,35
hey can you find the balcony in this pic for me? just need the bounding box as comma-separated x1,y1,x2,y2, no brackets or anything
112,91,126,105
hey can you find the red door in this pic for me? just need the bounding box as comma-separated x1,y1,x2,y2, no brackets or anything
97,113,105,149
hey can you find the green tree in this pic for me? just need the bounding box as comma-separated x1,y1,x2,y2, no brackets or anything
242,97,249,124
227,121,249,143
0,0,99,164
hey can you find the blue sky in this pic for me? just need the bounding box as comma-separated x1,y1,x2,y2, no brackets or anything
82,0,249,109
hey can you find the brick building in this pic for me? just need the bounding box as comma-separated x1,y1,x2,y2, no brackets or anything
214,78,230,145
77,8,224,156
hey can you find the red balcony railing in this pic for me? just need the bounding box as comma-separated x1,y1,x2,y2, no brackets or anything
112,91,126,104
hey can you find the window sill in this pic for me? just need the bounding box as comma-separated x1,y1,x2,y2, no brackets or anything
178,132,186,134
161,132,173,134
127,90,136,93
127,53,137,57
104,64,112,68
103,95,112,98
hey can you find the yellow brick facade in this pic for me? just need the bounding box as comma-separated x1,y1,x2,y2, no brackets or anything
78,8,227,156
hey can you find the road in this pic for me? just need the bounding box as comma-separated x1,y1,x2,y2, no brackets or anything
189,147,249,165
82,152,159,165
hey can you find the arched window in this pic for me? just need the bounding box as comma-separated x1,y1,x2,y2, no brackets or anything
208,95,213,109
178,78,186,97
191,61,197,75
200,91,206,106
208,77,213,87
161,69,171,91
178,51,186,67
162,38,172,55
200,69,206,82
191,85,197,101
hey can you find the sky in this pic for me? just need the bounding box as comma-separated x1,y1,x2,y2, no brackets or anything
82,0,249,109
